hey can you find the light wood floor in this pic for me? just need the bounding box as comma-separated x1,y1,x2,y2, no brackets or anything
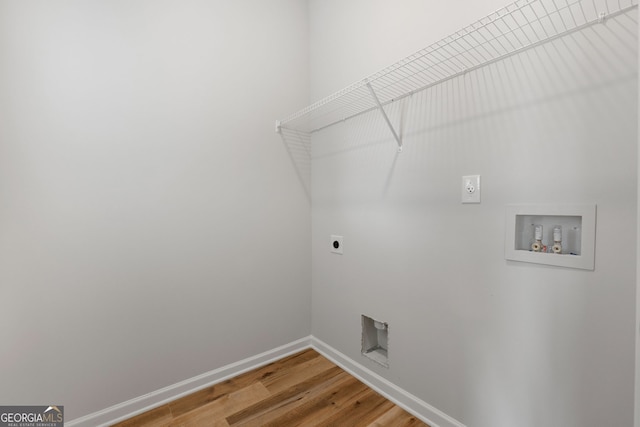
112,348,429,426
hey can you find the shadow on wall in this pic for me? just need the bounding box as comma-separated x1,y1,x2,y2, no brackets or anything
284,7,637,211
308,6,637,205
279,127,312,202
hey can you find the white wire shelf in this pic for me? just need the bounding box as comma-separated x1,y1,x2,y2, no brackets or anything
276,0,637,150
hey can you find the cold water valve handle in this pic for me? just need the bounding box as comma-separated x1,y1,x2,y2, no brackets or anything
532,224,543,252
552,226,562,254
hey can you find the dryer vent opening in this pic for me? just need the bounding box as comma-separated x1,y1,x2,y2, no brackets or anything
361,315,389,368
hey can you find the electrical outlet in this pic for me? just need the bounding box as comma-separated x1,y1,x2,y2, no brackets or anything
462,175,481,203
330,235,343,254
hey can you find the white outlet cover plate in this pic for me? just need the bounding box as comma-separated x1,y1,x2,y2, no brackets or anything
330,235,343,254
462,175,481,204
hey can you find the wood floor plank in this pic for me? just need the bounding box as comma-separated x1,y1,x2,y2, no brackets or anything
260,352,337,394
110,349,430,427
168,382,270,427
168,349,318,418
218,382,272,417
226,366,348,426
366,405,426,427
111,404,172,427
167,406,230,427
258,374,375,426
316,387,396,427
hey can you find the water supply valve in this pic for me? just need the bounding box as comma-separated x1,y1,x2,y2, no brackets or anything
531,224,543,252
552,225,562,254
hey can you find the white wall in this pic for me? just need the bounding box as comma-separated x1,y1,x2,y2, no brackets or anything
0,0,310,421
310,1,638,426
636,8,640,427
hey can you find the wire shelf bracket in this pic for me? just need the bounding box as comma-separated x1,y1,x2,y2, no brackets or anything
275,0,638,152
366,81,403,152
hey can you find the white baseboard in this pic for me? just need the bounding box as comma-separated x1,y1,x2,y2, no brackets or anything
310,336,466,427
67,335,464,427
66,336,312,427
